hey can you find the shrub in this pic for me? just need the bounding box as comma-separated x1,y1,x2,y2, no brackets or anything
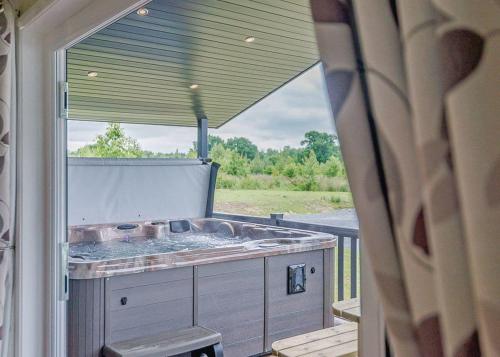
249,155,266,174
322,156,345,177
269,176,293,190
282,163,299,178
263,166,274,175
225,152,250,176
316,176,350,192
239,176,263,190
217,174,237,189
337,182,350,192
330,195,342,204
293,176,320,191
282,162,300,178
302,151,320,177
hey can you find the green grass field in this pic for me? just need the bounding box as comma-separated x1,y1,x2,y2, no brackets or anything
214,189,353,217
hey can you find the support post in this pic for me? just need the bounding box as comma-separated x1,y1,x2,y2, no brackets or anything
270,213,284,226
351,237,358,298
205,163,220,217
197,117,208,159
337,236,345,301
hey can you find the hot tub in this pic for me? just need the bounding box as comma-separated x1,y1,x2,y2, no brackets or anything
68,218,336,357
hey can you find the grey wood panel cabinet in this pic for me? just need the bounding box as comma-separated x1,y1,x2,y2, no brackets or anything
68,249,333,356
68,279,105,357
198,258,264,357
105,267,194,344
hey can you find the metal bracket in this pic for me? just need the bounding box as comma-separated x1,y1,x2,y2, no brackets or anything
59,242,69,301
59,81,68,119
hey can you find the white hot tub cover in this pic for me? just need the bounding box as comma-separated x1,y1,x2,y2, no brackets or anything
68,158,212,225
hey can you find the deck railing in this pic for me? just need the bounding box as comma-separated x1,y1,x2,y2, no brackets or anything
213,212,360,301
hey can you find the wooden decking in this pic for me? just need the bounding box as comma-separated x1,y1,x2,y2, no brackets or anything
332,298,361,323
271,322,358,357
271,298,362,356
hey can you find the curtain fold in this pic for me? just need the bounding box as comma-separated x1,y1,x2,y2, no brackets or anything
310,0,499,356
0,1,15,356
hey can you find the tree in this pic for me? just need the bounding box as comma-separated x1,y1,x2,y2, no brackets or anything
249,153,266,174
210,143,231,168
300,131,339,164
297,151,320,191
302,150,320,177
71,123,143,158
282,162,299,178
208,135,225,151
226,137,258,160
225,152,250,176
282,145,307,164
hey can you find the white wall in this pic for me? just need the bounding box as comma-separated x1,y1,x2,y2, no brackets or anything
16,27,49,357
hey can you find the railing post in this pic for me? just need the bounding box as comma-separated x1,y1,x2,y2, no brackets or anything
270,213,284,227
350,237,358,298
337,236,344,301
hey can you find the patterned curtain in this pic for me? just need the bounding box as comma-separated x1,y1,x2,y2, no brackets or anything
310,0,499,356
0,1,15,356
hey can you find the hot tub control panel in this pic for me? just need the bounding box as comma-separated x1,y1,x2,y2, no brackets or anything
288,263,306,294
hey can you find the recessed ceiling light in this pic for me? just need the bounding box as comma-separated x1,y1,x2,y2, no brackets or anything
189,84,199,89
136,7,149,16
87,71,98,78
244,36,255,43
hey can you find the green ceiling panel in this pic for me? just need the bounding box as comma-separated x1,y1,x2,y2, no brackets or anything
67,0,318,128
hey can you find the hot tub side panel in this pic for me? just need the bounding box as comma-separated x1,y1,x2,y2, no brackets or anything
197,258,264,357
266,250,326,350
105,267,194,344
68,278,105,357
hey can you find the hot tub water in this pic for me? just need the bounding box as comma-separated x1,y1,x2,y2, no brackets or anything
69,232,252,261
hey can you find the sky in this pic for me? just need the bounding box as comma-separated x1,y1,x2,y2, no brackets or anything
67,64,335,153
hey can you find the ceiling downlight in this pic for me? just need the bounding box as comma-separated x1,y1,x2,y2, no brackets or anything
136,7,149,16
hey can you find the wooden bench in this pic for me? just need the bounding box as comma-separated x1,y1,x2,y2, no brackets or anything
103,326,223,357
332,298,360,323
271,322,358,357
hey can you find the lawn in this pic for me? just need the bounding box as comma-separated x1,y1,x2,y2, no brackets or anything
214,189,353,217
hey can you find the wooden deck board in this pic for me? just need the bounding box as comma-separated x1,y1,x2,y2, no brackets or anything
332,298,360,323
272,322,358,357
300,340,358,357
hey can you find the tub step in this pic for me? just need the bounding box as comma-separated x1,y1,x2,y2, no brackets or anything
103,326,223,357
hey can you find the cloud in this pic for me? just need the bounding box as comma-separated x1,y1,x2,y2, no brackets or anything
67,64,335,153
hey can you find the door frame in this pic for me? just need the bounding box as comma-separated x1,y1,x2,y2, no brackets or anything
16,1,149,356
16,2,387,356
